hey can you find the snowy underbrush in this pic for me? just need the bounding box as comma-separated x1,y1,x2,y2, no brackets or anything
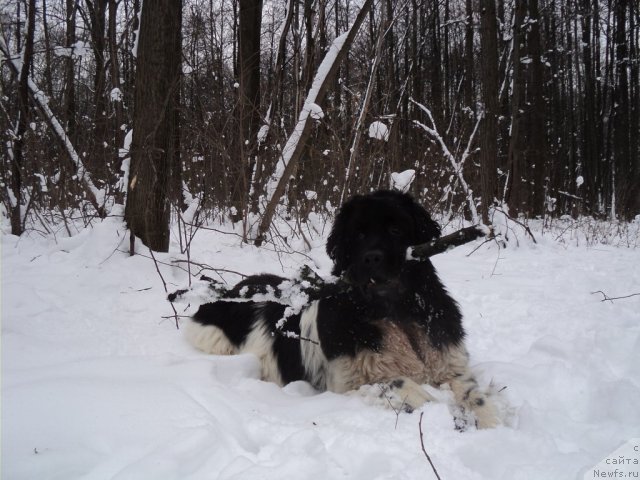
539,215,640,248
3,205,640,480
4,197,639,253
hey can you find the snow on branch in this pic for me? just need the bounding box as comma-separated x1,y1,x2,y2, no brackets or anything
0,36,106,217
410,98,481,225
254,0,374,246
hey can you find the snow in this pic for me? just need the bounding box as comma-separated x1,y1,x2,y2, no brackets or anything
368,121,389,141
307,103,324,120
257,124,270,145
109,88,123,102
3,216,640,480
390,169,416,193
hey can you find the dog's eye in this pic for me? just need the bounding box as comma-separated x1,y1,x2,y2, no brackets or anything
389,226,402,236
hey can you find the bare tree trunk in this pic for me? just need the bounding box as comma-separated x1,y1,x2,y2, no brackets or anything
64,0,77,143
108,0,124,149
463,0,474,111
506,0,526,215
429,3,443,127
86,0,110,179
42,0,54,98
613,0,632,217
630,0,640,214
125,0,183,252
9,0,36,235
478,0,500,223
580,0,597,211
235,0,263,222
527,0,547,216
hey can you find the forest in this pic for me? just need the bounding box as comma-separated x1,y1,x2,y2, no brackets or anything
1,0,639,250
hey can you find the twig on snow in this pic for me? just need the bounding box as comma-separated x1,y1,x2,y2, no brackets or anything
591,290,640,303
419,412,442,480
378,384,406,430
149,248,180,329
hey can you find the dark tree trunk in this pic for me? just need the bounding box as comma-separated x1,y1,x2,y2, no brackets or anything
65,0,77,143
430,3,443,127
581,0,597,210
10,0,36,236
235,0,263,221
463,0,474,111
108,0,124,150
506,0,527,215
42,0,54,98
629,0,640,214
613,0,631,217
125,0,183,252
478,0,500,223
86,0,110,179
527,0,547,215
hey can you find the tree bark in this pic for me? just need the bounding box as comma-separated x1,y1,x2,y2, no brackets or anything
463,0,474,111
125,0,183,252
527,0,547,215
613,0,632,217
86,0,110,178
10,0,36,235
64,0,77,143
236,0,263,220
506,0,526,215
478,0,500,223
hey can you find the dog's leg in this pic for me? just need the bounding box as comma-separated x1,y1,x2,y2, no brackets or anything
442,346,500,429
326,352,436,412
347,377,435,412
381,377,436,412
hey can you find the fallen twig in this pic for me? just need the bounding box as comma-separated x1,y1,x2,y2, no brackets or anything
419,412,442,480
149,248,180,329
591,290,640,303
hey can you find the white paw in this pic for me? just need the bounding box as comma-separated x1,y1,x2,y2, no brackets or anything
387,377,435,412
352,377,433,412
454,386,503,430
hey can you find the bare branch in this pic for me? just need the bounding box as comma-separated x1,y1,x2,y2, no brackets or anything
254,0,374,246
148,248,180,329
591,291,640,303
0,36,106,217
418,412,442,480
492,207,538,244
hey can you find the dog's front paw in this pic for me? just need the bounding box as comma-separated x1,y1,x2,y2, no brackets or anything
382,377,435,412
453,389,501,430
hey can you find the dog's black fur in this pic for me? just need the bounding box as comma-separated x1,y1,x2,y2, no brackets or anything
186,190,498,428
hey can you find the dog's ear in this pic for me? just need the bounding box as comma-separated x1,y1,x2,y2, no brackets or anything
326,198,357,276
408,198,441,244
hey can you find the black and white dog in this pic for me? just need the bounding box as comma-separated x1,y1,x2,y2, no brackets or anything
185,190,499,428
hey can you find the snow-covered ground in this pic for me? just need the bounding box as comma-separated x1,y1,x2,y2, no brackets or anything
3,212,640,480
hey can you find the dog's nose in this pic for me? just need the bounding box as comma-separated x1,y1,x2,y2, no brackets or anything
363,250,384,267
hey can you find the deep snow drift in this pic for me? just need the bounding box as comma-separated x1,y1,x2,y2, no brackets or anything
3,212,640,480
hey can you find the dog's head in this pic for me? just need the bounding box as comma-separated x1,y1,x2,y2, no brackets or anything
327,190,440,294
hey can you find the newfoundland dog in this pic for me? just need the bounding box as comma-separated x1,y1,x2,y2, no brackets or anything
185,190,499,429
